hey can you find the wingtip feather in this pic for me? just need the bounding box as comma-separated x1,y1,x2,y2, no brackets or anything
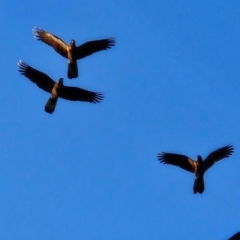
93,92,104,103
17,60,29,74
107,37,116,48
227,144,234,156
157,152,166,163
32,27,44,39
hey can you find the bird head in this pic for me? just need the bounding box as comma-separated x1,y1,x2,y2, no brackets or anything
197,155,203,163
58,78,63,86
70,40,76,47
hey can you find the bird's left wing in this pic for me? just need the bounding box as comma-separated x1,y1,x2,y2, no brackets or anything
203,145,234,172
76,38,115,59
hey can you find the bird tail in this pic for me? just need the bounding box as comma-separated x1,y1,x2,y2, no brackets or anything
45,96,58,114
193,176,205,194
68,61,78,79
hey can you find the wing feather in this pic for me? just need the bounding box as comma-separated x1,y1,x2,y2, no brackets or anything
76,38,115,59
17,60,55,93
158,152,197,173
59,86,104,103
203,145,234,172
33,27,68,58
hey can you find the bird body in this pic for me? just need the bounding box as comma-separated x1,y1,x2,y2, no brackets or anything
17,60,104,114
193,156,205,194
67,40,78,79
33,27,115,79
158,145,234,194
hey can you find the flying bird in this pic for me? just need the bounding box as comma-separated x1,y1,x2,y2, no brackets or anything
33,27,115,79
17,60,104,114
158,145,234,194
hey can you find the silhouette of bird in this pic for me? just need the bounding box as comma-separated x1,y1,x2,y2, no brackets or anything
158,145,234,194
17,60,104,114
33,27,115,79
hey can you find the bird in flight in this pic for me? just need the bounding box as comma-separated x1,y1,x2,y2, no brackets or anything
158,145,234,194
33,27,115,79
17,60,104,114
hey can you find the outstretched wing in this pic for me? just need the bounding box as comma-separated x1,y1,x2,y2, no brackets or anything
17,60,55,93
203,145,234,172
59,86,104,103
33,27,69,58
76,38,115,59
158,152,197,173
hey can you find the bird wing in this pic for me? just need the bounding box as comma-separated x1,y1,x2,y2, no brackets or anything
158,152,197,173
203,145,234,172
59,86,104,103
75,38,115,59
18,60,55,93
33,27,69,58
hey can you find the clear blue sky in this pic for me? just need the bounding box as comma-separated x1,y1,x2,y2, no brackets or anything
1,1,240,239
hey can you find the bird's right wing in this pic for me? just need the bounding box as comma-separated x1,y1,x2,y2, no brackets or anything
18,60,55,93
33,27,69,58
158,152,197,173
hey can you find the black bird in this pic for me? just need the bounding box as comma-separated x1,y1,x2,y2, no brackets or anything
17,60,104,114
158,145,234,194
33,27,115,79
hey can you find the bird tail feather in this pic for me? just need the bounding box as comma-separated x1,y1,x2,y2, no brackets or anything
193,177,205,194
68,61,78,79
45,97,58,114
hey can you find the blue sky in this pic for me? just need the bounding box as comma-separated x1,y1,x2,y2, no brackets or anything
1,1,240,239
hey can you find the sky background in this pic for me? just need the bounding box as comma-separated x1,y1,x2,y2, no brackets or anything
0,1,240,239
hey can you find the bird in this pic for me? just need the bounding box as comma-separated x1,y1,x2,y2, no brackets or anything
158,145,234,194
33,27,115,79
17,60,104,114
